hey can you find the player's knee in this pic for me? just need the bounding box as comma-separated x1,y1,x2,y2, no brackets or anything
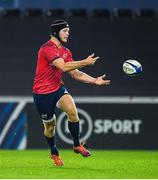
44,122,56,137
68,110,79,122
44,125,55,137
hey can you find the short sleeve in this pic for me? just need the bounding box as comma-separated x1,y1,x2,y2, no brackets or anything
44,46,60,63
67,49,74,62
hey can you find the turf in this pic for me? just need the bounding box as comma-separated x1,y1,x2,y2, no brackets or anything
0,150,158,179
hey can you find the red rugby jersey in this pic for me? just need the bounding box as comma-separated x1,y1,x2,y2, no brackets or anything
33,40,73,94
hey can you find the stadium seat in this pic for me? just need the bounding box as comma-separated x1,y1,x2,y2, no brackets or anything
92,9,111,19
113,8,133,20
45,9,65,18
1,8,21,18
24,8,43,18
69,9,87,18
135,9,155,20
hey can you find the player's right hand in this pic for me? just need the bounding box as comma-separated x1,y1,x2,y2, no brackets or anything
85,53,99,65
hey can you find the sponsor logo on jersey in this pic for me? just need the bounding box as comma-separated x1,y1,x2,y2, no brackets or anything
41,114,48,119
63,54,67,59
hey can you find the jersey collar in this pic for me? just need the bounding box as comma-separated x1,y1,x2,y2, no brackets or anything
48,40,62,48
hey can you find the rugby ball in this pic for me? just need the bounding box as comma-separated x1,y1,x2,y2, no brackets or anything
123,59,142,76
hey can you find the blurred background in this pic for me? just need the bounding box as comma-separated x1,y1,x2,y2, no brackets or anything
0,0,158,150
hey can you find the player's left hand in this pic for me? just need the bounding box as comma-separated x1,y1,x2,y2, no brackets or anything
94,74,111,86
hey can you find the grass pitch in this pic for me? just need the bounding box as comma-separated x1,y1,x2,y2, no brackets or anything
0,150,158,179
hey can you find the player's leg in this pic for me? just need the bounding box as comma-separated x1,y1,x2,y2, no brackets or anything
58,94,91,157
43,116,64,166
58,94,79,145
33,93,63,166
42,115,58,155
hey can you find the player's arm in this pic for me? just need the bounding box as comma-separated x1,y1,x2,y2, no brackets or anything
51,53,99,72
68,69,111,86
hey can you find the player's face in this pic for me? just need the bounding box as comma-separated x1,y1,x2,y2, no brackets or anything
59,28,70,43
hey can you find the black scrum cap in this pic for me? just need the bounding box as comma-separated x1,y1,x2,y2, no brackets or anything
50,20,69,42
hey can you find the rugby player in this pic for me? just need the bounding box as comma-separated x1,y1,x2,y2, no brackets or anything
33,20,110,166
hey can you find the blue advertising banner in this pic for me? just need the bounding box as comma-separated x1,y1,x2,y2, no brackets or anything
1,96,158,150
